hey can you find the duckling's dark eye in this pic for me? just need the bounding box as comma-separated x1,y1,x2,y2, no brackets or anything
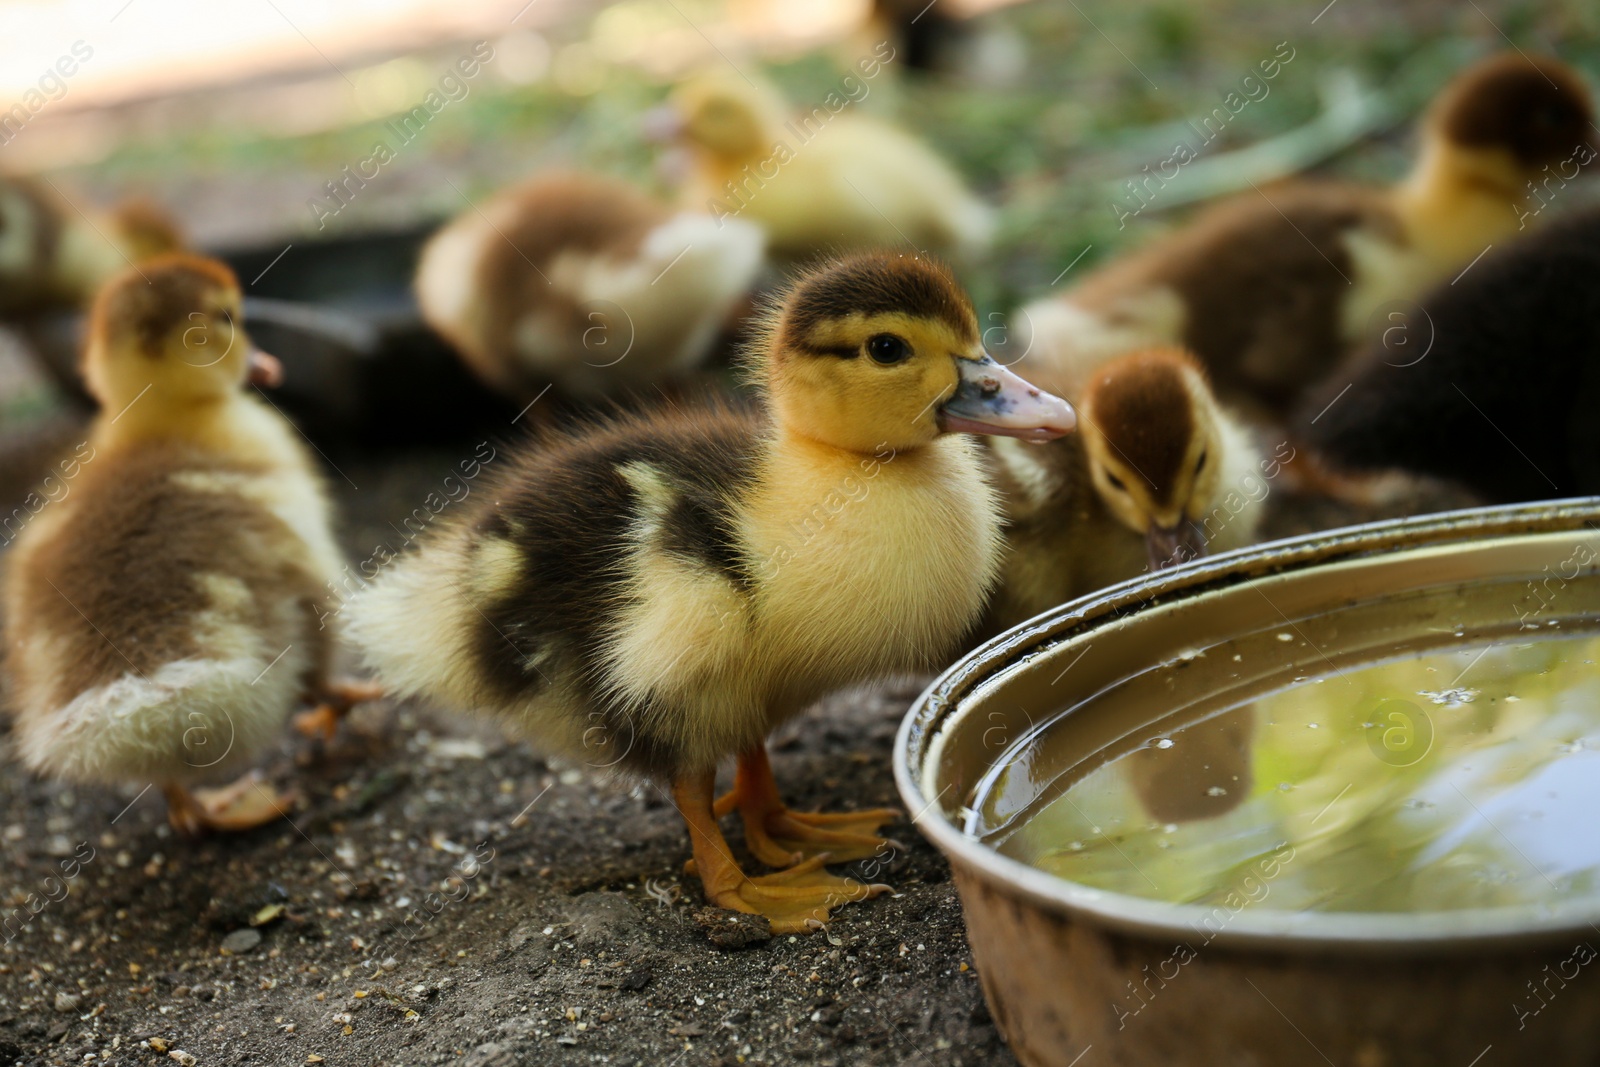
865,333,911,365
1106,472,1127,491
1195,449,1208,473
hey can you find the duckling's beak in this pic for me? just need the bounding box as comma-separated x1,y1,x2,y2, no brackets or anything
642,104,685,142
1147,521,1206,570
247,348,283,389
938,354,1076,442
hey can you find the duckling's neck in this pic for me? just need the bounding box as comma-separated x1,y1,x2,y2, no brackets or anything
766,425,911,477
93,391,303,472
695,146,778,197
753,426,998,552
741,424,1003,702
1393,140,1529,268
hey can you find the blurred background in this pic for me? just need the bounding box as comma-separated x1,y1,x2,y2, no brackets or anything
2,0,1597,438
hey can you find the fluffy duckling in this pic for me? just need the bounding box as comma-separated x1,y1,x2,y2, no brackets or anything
1296,208,1600,502
1016,52,1594,415
984,348,1266,632
2,254,376,834
349,252,1074,932
650,69,994,263
415,171,765,404
0,175,182,316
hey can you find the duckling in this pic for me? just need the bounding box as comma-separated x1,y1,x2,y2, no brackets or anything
0,175,183,316
2,254,376,834
1016,52,1595,415
650,69,994,263
984,347,1265,632
1296,208,1600,502
348,252,1074,932
415,171,764,404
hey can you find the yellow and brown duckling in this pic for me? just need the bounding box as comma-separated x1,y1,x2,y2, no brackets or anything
984,347,1267,632
0,175,182,316
415,171,765,404
349,252,1074,932
2,254,377,835
1017,52,1595,416
1296,207,1600,502
648,69,995,263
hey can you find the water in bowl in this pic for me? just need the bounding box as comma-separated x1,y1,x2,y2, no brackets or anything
985,630,1600,914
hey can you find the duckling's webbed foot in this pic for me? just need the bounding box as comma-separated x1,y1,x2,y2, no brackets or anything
718,856,889,934
294,679,383,741
676,769,888,935
715,746,901,867
162,775,297,836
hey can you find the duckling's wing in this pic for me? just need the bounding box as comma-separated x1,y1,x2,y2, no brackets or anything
347,405,766,776
417,174,670,398
538,213,764,395
1062,184,1396,409
1201,409,1269,553
1301,216,1600,500
5,444,328,784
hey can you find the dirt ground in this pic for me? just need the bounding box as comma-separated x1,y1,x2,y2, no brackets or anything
0,420,1478,1067
0,440,1010,1067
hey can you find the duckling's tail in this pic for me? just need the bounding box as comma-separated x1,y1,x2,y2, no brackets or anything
12,649,302,786
344,545,487,713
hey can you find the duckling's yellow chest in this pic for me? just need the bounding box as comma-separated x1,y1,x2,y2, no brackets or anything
744,436,1003,705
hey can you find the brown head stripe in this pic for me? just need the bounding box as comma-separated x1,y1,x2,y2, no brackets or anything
778,252,976,353
1090,353,1197,502
92,253,238,356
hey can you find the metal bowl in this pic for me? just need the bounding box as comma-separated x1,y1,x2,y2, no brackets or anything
896,499,1600,1067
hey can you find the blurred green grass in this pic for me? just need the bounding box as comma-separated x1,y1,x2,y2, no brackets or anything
53,0,1600,321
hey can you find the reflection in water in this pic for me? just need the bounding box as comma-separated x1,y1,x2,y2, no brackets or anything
988,631,1600,913
1123,705,1255,824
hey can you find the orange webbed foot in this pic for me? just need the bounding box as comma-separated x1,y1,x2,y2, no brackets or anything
164,775,298,836
756,807,903,865
715,747,902,867
294,679,383,741
708,855,890,934
677,768,889,936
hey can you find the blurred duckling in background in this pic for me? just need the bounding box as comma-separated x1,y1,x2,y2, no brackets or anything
3,255,377,834
649,69,995,263
0,175,182,316
1017,52,1595,416
985,348,1266,632
1296,208,1600,502
349,252,1074,932
416,171,765,404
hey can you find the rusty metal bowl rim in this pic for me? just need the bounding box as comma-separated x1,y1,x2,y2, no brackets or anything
895,497,1600,956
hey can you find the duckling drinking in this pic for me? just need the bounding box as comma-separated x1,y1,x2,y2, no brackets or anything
985,347,1264,631
415,171,765,403
1016,52,1595,416
2,254,376,834
349,251,1073,931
